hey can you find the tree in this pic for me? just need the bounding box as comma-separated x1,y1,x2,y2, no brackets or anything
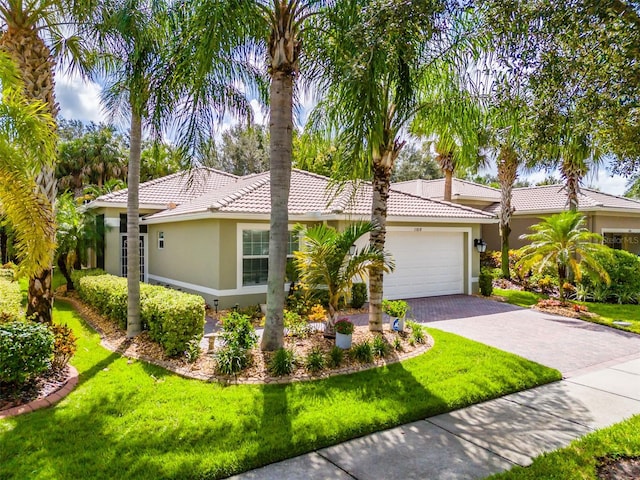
308,1,476,331
390,144,443,183
55,193,97,290
210,124,270,176
140,140,184,182
86,0,174,337
0,0,78,322
517,211,610,302
625,175,640,199
294,222,393,336
0,53,57,281
293,130,339,177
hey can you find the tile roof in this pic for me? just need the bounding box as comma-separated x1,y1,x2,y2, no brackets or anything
93,167,239,207
484,184,640,214
392,178,501,201
144,169,496,221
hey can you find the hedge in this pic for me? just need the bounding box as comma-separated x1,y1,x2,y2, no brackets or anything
0,321,54,385
579,249,640,304
0,276,23,323
74,271,205,357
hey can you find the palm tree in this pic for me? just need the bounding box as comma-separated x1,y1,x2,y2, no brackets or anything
517,211,610,302
307,0,460,331
0,53,57,280
0,0,71,322
293,222,393,336
182,0,330,350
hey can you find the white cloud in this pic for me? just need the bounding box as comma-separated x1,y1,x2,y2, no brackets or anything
55,71,105,123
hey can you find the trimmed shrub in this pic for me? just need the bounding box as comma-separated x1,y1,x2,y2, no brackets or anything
0,321,54,385
75,273,205,357
479,267,494,297
579,249,640,304
268,348,296,376
50,323,77,370
351,282,368,309
0,277,23,323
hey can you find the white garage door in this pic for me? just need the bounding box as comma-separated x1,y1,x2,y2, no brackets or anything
383,231,465,299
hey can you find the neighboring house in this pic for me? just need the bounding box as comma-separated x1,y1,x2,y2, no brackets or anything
87,168,497,308
393,178,640,255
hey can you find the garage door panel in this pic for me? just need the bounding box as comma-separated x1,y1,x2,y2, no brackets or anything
383,231,464,300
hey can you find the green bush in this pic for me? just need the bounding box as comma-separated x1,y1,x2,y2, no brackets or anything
0,277,23,323
268,348,296,376
0,321,54,385
479,267,494,297
215,344,250,375
75,273,205,357
220,311,257,350
284,310,310,338
0,268,14,280
579,249,640,304
327,346,344,368
305,347,325,373
351,283,368,309
372,335,389,358
351,340,373,363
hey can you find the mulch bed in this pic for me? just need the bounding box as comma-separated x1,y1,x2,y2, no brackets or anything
60,292,432,385
0,366,70,412
597,456,640,480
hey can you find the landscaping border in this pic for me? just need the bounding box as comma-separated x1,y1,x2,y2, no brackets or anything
57,295,433,385
0,365,78,419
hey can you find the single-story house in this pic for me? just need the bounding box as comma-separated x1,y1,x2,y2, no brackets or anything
393,178,640,255
87,168,497,308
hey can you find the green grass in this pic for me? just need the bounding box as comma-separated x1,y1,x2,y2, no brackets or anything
493,288,544,307
489,414,640,479
0,301,561,480
578,302,640,334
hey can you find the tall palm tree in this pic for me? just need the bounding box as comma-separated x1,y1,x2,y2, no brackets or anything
294,222,393,336
181,0,330,351
307,0,463,331
518,211,609,302
0,52,57,279
0,0,68,322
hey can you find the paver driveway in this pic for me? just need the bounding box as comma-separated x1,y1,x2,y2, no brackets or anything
410,295,640,376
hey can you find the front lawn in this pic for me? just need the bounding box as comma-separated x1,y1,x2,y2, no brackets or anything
489,414,640,479
0,301,560,479
493,288,544,307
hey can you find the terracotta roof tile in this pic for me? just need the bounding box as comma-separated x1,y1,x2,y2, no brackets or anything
393,178,501,201
145,169,496,221
95,167,239,206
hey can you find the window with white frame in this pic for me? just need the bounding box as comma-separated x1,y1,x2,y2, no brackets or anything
158,231,164,249
242,230,298,286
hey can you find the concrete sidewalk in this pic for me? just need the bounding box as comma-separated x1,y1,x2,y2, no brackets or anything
230,358,640,479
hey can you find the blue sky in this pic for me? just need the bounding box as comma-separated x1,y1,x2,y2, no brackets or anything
56,73,630,196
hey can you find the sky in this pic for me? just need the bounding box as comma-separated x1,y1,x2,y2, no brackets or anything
56,73,631,197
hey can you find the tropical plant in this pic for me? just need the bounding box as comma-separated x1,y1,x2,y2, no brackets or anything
268,347,296,376
326,345,343,367
55,192,98,290
381,300,409,318
294,222,393,336
0,53,57,288
517,211,610,302
304,346,325,373
350,340,373,363
307,1,470,332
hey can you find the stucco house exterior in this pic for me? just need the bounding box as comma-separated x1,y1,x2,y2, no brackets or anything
393,178,640,255
87,168,497,308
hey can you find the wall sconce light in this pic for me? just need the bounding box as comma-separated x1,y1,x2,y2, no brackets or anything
213,299,219,314
349,244,356,256
474,238,487,253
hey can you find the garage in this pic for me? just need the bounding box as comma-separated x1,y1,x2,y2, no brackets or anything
382,230,466,300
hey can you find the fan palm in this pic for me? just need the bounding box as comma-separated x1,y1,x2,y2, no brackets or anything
294,222,393,336
0,52,57,280
517,211,610,302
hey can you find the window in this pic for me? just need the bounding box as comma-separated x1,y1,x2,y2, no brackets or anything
242,230,298,286
158,231,165,249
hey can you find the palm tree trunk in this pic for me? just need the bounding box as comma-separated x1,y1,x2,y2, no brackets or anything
497,146,518,279
0,224,7,264
127,108,142,338
261,69,292,351
1,27,58,324
369,160,391,332
444,168,453,202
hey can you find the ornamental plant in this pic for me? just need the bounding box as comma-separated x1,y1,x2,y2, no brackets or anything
334,318,354,335
382,299,409,318
0,321,54,385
